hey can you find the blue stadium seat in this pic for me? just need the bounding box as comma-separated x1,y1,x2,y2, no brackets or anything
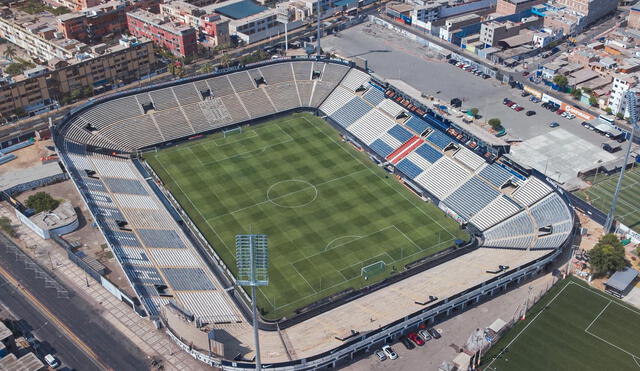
369,139,394,158
405,116,431,134
479,163,513,187
426,129,451,149
387,125,413,143
396,158,423,179
414,143,443,164
362,86,386,106
330,97,372,128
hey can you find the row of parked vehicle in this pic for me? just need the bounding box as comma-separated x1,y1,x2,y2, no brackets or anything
447,59,491,79
502,98,535,116
375,327,442,361
541,101,577,119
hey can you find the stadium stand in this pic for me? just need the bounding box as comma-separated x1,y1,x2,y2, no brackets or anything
414,157,470,200
442,177,500,220
56,59,574,330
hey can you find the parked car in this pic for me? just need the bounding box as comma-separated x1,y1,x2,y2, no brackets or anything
418,329,432,342
507,102,516,107
375,349,387,361
566,113,575,119
549,122,560,128
408,332,425,346
382,345,398,360
515,106,525,112
400,336,416,350
521,91,530,97
44,354,59,368
522,71,530,76
482,74,490,79
428,328,442,339
526,110,536,116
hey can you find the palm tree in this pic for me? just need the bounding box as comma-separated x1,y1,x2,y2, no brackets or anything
220,53,232,68
4,45,16,62
198,63,213,74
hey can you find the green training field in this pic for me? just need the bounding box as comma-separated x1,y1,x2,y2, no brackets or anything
484,277,640,371
574,165,640,233
144,113,467,320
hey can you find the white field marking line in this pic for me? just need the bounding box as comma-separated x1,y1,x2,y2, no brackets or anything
568,280,640,318
272,272,363,312
206,168,369,222
325,235,362,250
290,263,318,293
160,115,302,154
484,281,573,369
290,225,396,265
585,327,640,361
587,178,640,204
584,300,612,333
300,116,457,239
266,179,318,209
195,128,295,167
633,356,640,369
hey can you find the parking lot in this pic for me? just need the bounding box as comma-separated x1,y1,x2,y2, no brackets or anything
323,23,624,182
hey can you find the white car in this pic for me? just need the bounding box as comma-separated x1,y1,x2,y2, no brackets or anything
375,350,387,361
382,345,398,360
44,354,59,368
418,329,432,342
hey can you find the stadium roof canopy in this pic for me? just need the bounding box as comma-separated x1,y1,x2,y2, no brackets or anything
215,0,267,20
605,267,638,292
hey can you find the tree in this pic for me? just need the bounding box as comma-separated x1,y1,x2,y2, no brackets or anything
25,192,59,213
0,217,16,238
470,107,479,118
553,74,568,87
3,44,16,62
616,112,624,119
220,53,232,68
488,118,502,130
198,63,214,74
589,95,597,107
4,62,27,76
570,88,582,99
589,234,626,276
605,107,612,114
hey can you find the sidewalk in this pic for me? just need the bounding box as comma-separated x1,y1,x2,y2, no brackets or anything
0,204,209,371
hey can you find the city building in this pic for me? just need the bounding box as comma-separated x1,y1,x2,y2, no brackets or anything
479,16,540,47
159,1,230,47
57,0,161,44
495,0,545,16
127,9,197,57
439,13,482,41
0,37,157,120
608,74,637,115
628,7,640,30
0,10,88,62
47,0,102,11
554,0,617,26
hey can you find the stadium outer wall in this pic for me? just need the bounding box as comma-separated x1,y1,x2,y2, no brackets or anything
52,57,578,370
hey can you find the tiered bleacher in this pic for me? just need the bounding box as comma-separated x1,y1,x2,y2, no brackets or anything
57,60,574,325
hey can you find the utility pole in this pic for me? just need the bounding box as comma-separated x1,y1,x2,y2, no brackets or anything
604,90,638,233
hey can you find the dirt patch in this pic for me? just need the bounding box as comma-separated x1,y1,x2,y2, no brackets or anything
0,139,55,175
15,180,135,297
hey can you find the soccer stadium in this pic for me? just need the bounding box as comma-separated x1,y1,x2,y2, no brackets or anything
53,58,575,369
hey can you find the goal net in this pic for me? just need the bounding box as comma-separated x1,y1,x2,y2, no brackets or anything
361,261,385,280
223,126,243,137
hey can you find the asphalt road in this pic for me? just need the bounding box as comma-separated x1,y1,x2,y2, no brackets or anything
0,278,99,371
0,236,149,371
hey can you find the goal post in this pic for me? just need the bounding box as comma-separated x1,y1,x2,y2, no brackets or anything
223,126,243,137
361,260,385,280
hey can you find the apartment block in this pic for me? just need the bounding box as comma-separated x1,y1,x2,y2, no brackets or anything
159,1,230,46
0,10,88,62
554,0,617,26
127,9,197,57
495,0,545,16
480,16,540,47
628,7,640,30
47,0,102,11
0,72,52,120
608,75,637,115
57,0,161,43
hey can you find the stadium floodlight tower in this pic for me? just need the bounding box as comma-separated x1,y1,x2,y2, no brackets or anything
316,0,321,57
236,234,269,370
604,90,639,233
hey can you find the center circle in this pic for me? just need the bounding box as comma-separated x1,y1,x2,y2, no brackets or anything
266,179,318,208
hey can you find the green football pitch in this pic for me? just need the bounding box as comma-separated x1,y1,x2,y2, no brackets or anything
144,113,467,319
574,165,640,233
484,277,640,371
